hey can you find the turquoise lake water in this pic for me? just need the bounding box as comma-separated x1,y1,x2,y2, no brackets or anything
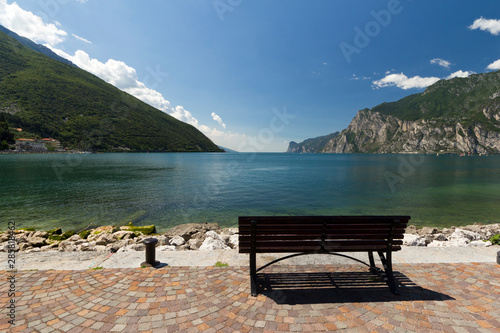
0,153,499,232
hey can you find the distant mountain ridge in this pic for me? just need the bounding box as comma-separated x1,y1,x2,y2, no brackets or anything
0,30,222,152
0,25,75,67
288,71,500,154
287,132,339,153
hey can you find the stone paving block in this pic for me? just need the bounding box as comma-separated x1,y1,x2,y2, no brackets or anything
1,263,499,332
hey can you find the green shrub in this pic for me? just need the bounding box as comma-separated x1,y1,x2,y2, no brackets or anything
48,230,75,241
79,230,91,239
62,231,75,238
47,228,62,235
122,222,156,235
215,261,228,267
488,234,500,245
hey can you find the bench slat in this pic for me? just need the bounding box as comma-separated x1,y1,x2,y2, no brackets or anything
239,227,406,233
239,224,407,229
239,234,404,241
239,216,410,221
239,245,402,253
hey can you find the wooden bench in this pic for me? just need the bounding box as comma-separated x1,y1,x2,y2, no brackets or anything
238,216,410,296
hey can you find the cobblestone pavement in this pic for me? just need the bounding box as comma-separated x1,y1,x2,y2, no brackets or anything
1,263,499,332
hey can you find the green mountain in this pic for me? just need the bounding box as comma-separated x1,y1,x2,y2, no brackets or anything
0,24,75,67
288,71,500,154
0,30,223,152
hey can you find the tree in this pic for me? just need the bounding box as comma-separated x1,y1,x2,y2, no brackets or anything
0,115,15,144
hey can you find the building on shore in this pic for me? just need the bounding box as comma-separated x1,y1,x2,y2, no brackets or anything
15,138,62,152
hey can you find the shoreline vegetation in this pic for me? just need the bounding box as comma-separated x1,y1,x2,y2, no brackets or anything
1,222,499,254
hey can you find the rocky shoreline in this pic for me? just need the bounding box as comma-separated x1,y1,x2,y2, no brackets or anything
1,222,499,254
403,223,499,247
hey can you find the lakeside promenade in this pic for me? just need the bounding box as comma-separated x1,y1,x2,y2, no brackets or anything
1,248,499,332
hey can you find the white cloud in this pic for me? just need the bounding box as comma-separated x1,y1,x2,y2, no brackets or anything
0,0,67,46
469,17,500,35
3,0,281,152
46,46,259,150
431,58,451,68
446,70,474,79
349,74,371,81
487,59,500,70
372,73,440,90
171,106,198,127
211,112,226,129
72,34,92,44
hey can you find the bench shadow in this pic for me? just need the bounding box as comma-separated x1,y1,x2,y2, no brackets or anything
257,271,454,305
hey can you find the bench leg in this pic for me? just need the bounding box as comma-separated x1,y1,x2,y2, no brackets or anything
368,251,379,274
250,251,258,297
377,251,399,295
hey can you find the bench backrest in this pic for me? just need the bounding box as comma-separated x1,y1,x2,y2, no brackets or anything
239,216,409,254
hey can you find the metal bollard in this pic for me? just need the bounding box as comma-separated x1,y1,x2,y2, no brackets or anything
141,238,160,268
497,251,500,265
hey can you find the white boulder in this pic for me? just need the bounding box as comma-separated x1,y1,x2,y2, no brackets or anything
403,234,426,246
158,245,176,251
198,231,230,251
169,236,185,246
470,240,492,247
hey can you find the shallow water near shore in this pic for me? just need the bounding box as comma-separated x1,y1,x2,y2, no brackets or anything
1,153,499,232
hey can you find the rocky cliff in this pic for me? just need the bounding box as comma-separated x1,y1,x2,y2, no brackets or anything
287,132,339,153
290,71,500,154
320,108,500,154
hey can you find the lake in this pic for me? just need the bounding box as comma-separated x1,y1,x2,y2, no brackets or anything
1,153,499,232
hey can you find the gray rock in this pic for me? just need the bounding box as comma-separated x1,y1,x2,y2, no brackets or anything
417,227,439,236
58,241,77,252
427,240,448,247
15,236,27,244
19,243,33,251
188,238,202,250
25,247,41,253
405,225,418,235
27,237,47,247
433,233,448,241
129,243,145,251
79,243,96,251
114,231,137,240
40,243,59,251
169,236,185,246
33,231,49,239
463,223,500,239
94,233,118,246
158,245,176,251
94,245,107,252
157,236,170,246
451,229,482,241
105,240,132,253
67,234,82,242
164,222,221,241
227,234,239,249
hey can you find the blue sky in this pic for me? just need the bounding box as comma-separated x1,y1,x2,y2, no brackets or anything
1,0,500,151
